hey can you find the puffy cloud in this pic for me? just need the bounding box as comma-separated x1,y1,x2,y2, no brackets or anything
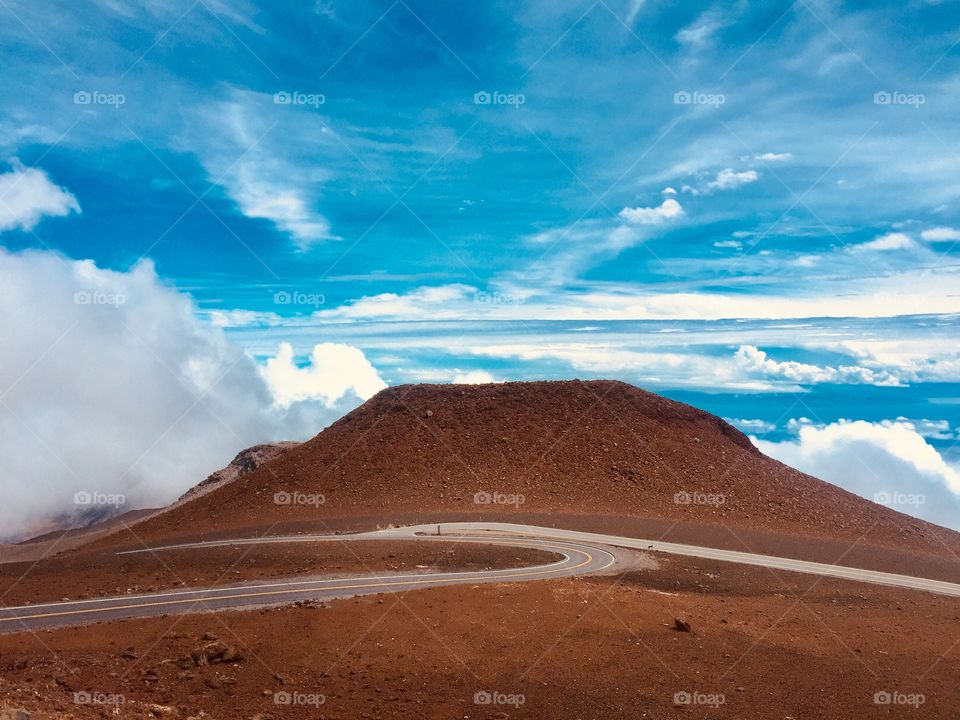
617,198,683,224
0,160,80,232
734,345,901,386
755,420,960,530
898,417,955,441
261,341,386,407
921,226,960,242
0,248,379,541
853,232,916,252
683,168,759,196
707,168,758,192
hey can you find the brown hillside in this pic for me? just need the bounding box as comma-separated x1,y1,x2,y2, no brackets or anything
101,380,960,554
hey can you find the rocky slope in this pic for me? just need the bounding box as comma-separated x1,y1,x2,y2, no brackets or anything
176,441,301,503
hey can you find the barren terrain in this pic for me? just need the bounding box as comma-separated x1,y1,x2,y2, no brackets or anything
0,541,556,607
4,381,957,719
1,552,956,719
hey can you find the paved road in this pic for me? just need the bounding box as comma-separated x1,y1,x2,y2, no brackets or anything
3,521,960,633
0,534,615,634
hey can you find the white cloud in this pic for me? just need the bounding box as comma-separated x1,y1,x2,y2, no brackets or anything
675,11,727,47
0,248,377,541
618,197,683,224
465,342,904,391
853,232,916,252
707,168,759,192
207,308,284,328
726,417,776,433
182,94,337,251
314,283,478,320
921,226,960,242
895,417,955,441
0,160,80,232
467,343,793,392
684,168,759,196
452,370,497,384
755,152,792,162
734,345,901,386
624,0,646,26
261,341,386,407
791,254,819,267
713,239,742,249
755,420,960,530
305,265,960,323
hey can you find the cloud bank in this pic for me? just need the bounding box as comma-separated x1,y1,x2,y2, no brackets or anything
756,420,960,530
0,248,381,541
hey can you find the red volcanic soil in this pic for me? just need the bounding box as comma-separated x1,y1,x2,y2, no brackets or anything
0,540,556,607
1,558,958,719
94,380,960,556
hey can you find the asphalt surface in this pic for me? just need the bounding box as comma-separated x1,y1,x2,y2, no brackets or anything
3,521,960,634
0,533,615,634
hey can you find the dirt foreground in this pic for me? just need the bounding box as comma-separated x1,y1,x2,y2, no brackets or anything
0,552,957,719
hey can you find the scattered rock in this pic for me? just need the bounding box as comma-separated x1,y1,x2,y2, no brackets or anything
0,710,30,720
674,617,691,632
187,640,244,666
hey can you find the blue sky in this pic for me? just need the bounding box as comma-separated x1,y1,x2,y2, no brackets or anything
2,0,960,536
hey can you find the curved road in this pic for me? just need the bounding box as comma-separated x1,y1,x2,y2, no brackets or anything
2,521,959,633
